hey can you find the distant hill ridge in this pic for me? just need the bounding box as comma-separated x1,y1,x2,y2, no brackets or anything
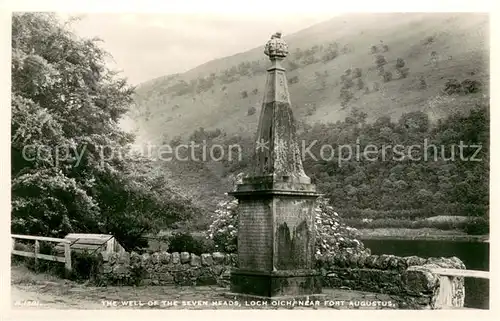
129,12,489,145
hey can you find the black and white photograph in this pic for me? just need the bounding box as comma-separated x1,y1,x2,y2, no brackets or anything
4,1,493,315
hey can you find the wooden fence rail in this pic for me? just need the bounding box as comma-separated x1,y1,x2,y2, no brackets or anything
11,234,72,274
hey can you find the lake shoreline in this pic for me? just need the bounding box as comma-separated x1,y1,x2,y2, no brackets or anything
359,228,489,242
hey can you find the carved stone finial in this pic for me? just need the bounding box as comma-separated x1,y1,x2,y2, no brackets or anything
264,31,288,60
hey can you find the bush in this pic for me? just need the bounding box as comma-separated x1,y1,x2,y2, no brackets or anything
288,75,299,85
375,54,387,68
372,82,380,91
322,50,338,62
207,197,368,257
464,217,489,235
396,58,406,69
241,90,248,98
340,88,354,107
382,44,389,52
70,250,101,281
418,76,427,89
370,45,378,54
356,78,365,90
382,71,393,82
352,67,362,79
168,232,215,255
247,106,256,116
252,88,258,95
424,36,435,45
396,67,410,79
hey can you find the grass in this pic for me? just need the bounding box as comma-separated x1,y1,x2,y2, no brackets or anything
359,228,488,242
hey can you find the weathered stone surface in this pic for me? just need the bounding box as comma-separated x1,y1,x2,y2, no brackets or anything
112,264,129,276
141,253,151,266
201,254,213,266
151,252,160,264
171,252,180,264
159,272,174,284
180,252,190,264
212,252,225,264
130,251,141,265
190,254,201,267
212,265,224,277
95,250,466,310
159,251,171,264
403,266,440,294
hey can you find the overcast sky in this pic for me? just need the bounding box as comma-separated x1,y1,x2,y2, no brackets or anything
64,13,336,85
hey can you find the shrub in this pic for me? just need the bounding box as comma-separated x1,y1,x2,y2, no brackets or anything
418,76,427,89
247,106,256,116
340,88,354,107
382,44,389,52
396,58,406,69
288,75,299,85
425,36,435,45
352,67,362,79
252,88,258,95
375,54,387,68
356,78,365,90
464,217,489,235
382,71,393,82
168,232,215,255
341,76,354,90
372,82,380,91
322,50,338,62
241,90,248,98
370,45,378,54
443,78,481,95
461,79,482,94
396,67,410,79
207,196,368,257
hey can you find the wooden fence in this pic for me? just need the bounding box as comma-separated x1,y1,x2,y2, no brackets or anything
430,268,489,309
11,234,72,274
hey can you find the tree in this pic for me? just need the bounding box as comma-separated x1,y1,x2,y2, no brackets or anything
396,58,406,69
375,54,387,68
382,71,393,82
11,13,196,250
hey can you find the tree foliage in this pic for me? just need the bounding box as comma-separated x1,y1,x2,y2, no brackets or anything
206,196,368,257
11,13,197,250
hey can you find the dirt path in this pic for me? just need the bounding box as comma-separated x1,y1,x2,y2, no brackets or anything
11,265,399,310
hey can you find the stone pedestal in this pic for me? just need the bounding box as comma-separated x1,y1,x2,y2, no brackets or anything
229,178,321,298
228,32,322,300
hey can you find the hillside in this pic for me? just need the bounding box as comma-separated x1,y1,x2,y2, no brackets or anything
129,12,489,145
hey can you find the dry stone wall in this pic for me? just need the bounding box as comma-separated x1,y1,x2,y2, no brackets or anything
97,251,237,287
95,251,465,309
316,253,466,309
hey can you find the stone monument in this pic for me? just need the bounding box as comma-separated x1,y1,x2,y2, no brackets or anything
228,32,322,300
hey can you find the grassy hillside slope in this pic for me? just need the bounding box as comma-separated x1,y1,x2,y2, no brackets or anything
130,13,489,145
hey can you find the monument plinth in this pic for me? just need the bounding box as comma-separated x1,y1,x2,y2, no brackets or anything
228,32,322,299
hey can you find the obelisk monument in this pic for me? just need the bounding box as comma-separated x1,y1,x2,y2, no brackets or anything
229,32,322,299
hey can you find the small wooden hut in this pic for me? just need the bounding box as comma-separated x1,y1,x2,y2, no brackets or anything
56,233,125,254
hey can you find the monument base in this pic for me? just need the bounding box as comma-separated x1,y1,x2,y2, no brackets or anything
230,268,322,298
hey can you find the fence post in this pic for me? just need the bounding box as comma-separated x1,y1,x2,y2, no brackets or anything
64,242,72,277
34,240,40,270
11,238,15,251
